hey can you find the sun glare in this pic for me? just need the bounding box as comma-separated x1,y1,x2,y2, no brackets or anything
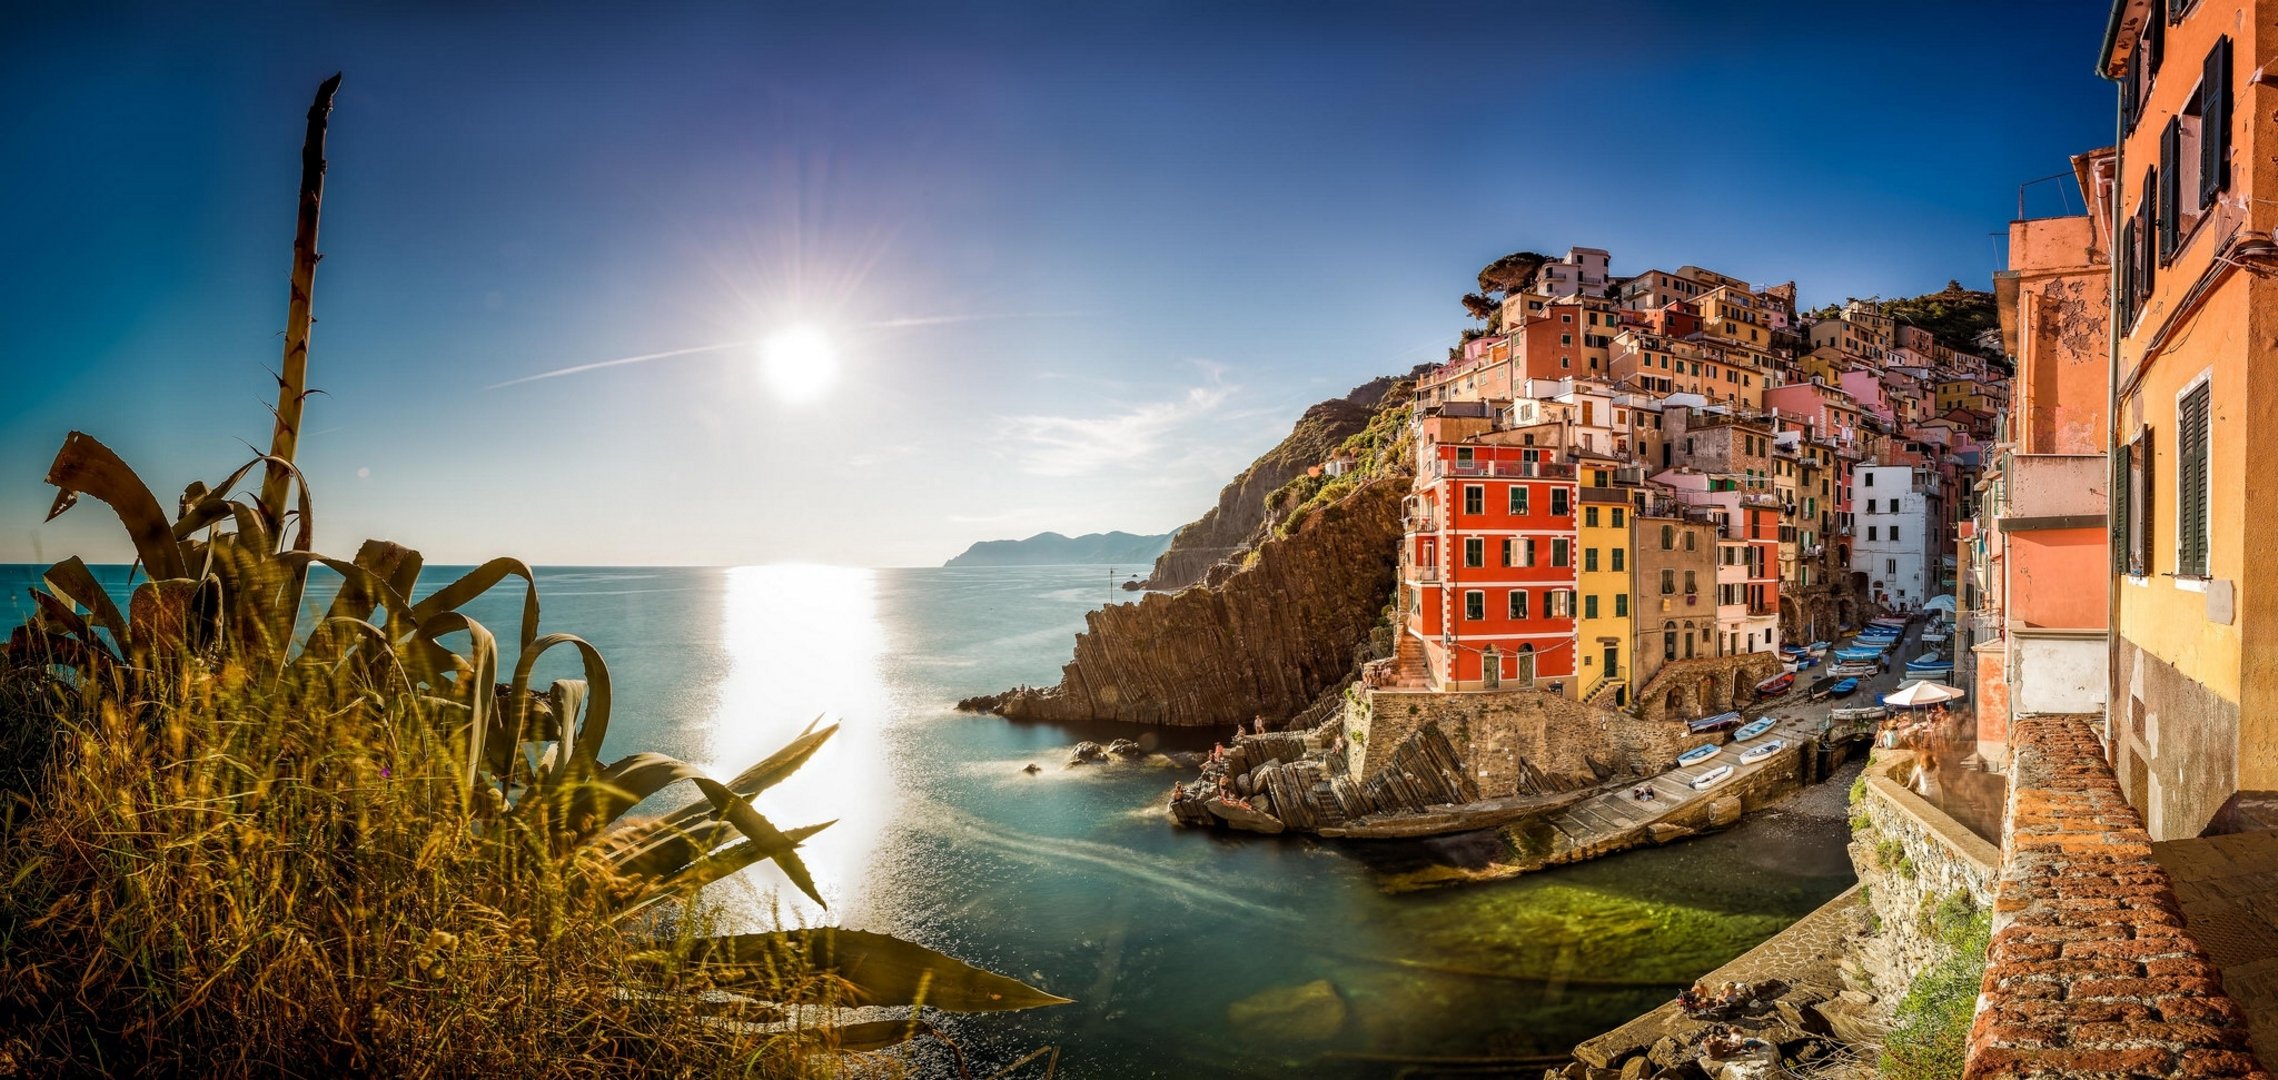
758,325,838,404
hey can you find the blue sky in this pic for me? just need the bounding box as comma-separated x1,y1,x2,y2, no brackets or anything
0,2,2113,567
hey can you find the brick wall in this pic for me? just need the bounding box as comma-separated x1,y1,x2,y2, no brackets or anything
1965,714,2270,1078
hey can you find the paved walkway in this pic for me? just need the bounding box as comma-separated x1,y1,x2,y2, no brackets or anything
2153,828,2278,1068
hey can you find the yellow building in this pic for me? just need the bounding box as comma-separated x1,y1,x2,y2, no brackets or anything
2102,0,2276,838
1576,461,1640,706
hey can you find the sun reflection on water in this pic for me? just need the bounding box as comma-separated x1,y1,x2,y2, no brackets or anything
700,564,892,927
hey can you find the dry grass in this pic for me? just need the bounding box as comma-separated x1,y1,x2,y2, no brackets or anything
0,643,845,1077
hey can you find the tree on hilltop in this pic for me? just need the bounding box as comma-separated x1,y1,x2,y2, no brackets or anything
1476,251,1549,295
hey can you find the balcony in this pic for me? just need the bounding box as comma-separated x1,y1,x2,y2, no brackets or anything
1998,453,2107,530
1435,459,1577,480
1409,566,1442,583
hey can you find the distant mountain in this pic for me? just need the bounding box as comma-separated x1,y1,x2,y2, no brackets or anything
943,530,1177,568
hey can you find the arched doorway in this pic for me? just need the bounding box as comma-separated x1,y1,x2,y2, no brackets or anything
1733,668,1753,705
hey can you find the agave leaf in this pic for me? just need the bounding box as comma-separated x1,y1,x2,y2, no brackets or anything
41,556,126,649
691,777,825,908
580,751,707,829
413,611,497,787
409,557,539,651
321,540,422,630
609,821,835,920
44,431,186,580
508,635,612,800
831,1016,930,1052
651,720,836,836
682,928,1072,1013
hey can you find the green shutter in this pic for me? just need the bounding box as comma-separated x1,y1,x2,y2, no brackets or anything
2203,37,2232,204
2180,383,2211,577
2159,119,2179,260
2139,169,2157,302
2113,443,2131,574
2118,218,2137,330
2149,0,2165,73
2139,427,2155,576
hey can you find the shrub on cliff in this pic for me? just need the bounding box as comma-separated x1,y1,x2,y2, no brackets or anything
1879,902,1990,1080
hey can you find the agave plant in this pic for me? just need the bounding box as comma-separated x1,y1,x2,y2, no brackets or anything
7,430,1068,1057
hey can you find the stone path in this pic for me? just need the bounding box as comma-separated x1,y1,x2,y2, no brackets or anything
2153,827,2278,1068
1530,711,1832,856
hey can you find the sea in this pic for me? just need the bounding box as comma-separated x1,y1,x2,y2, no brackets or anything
2,563,1858,1078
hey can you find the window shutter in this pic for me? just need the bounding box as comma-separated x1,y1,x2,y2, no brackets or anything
2113,444,2132,574
2159,119,2180,260
2203,37,2232,203
2118,218,2137,329
2180,383,2211,576
2137,427,2155,576
2149,0,2165,74
2137,171,2157,305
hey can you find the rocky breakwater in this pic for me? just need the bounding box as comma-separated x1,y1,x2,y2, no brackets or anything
962,477,1405,727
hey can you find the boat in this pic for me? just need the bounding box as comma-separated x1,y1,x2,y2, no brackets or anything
1686,711,1742,734
1920,630,1950,645
1677,743,1723,767
1690,764,1735,789
1829,677,1861,698
1829,704,1889,722
1806,676,1842,700
1793,655,1821,670
1739,739,1786,764
1871,616,1908,628
1780,644,1806,656
1833,648,1884,662
1754,672,1795,696
1831,662,1879,678
1733,716,1777,741
1806,641,1832,655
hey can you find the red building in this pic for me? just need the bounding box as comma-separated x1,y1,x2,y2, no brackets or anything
1402,442,1580,690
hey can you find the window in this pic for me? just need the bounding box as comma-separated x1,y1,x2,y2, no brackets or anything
1585,507,1600,527
1661,569,1676,595
1684,532,1697,551
1552,539,1570,567
1550,591,1573,617
1612,508,1625,528
1615,593,1628,617
1551,489,1570,516
1661,524,1674,550
1865,472,1874,487
1684,570,1698,594
1464,485,1484,515
1524,539,1538,567
1585,594,1599,619
1464,537,1484,567
1887,558,1897,574
1866,498,1876,513
2178,380,2211,576
2202,37,2234,208
1611,548,1625,572
2117,429,2153,576
1890,526,1900,543
1509,487,1530,515
1868,526,1878,541
1500,538,1514,567
1508,590,1528,620
1585,548,1599,572
1464,591,1484,620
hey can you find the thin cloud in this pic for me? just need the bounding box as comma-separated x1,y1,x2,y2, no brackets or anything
484,311,1088,390
995,364,1237,478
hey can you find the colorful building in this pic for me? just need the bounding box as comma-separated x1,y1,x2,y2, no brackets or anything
1401,440,1580,692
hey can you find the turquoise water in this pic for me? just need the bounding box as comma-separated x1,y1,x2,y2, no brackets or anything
3,563,1855,1077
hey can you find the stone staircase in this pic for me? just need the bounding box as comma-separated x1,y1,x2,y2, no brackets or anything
1389,629,1432,689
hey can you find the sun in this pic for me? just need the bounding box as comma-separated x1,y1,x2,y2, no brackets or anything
758,325,838,404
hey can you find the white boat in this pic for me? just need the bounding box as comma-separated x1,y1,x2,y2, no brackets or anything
1677,744,1723,767
1733,716,1777,742
1739,739,1786,764
1690,764,1735,789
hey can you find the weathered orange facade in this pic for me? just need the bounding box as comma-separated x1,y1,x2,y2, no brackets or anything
2101,0,2278,838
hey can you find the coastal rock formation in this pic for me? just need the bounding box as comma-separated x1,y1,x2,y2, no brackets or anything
978,476,1405,726
943,530,1175,568
1142,374,1406,591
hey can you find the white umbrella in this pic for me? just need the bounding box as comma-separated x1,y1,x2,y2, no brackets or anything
1923,595,1958,613
1882,680,1966,708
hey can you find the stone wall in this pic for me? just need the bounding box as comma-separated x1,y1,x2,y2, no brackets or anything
2115,638,2246,840
1345,684,1686,796
1632,652,1785,726
1851,750,2002,996
1965,714,2267,1078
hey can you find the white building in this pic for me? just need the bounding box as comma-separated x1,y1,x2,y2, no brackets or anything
1533,246,1611,299
1852,464,1939,611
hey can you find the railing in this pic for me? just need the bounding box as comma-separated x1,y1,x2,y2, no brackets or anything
1434,459,1577,479
1410,566,1441,583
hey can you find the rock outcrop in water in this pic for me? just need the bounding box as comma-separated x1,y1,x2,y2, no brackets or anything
1141,373,1409,591
970,477,1404,726
962,373,1418,727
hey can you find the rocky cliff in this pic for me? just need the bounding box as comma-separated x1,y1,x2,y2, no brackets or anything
1141,373,1406,591
970,476,1405,726
943,530,1175,568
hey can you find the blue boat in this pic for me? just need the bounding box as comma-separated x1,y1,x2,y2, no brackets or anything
1806,640,1833,654
1833,648,1883,662
1794,655,1821,670
1686,710,1742,734
1677,744,1723,767
1828,677,1861,697
1733,716,1777,741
